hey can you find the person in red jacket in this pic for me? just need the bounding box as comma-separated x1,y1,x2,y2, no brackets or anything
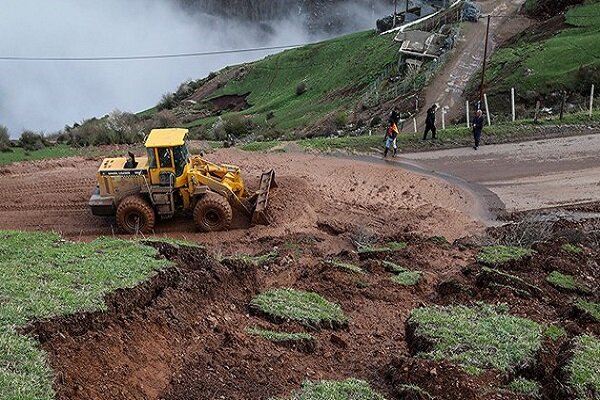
384,121,399,158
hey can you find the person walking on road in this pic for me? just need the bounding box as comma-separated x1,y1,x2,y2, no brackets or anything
472,109,485,150
423,104,438,140
384,121,399,158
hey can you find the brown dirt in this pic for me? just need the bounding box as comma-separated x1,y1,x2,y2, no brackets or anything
4,150,598,399
23,223,599,400
0,148,481,251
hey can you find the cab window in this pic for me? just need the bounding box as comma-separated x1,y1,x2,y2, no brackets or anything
147,148,157,169
158,148,173,168
173,145,190,177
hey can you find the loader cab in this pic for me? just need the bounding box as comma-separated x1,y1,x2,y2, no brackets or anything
145,128,191,188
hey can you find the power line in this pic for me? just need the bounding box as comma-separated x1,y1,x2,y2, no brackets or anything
0,44,308,62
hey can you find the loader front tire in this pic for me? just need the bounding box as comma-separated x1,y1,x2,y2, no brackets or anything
193,193,233,232
116,195,156,234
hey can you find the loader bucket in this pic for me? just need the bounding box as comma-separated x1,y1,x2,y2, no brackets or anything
251,169,277,225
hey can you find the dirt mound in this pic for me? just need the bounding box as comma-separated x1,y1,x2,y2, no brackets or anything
0,149,481,252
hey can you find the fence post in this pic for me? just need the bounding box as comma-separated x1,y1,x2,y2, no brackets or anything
560,91,566,121
441,109,446,130
466,101,470,128
590,84,595,117
413,117,417,134
511,87,516,122
484,94,491,126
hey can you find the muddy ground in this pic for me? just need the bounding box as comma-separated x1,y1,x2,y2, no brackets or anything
2,149,598,399
0,149,480,251
24,218,600,400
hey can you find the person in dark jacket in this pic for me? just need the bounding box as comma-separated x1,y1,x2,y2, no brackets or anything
423,104,438,140
384,121,399,158
472,109,485,150
389,106,400,125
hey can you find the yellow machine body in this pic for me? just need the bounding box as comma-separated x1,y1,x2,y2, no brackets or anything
89,128,276,232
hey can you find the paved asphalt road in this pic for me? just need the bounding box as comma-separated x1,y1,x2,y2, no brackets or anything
402,134,600,211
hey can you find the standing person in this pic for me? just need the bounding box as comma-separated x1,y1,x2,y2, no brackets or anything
423,104,438,140
389,106,400,126
472,109,485,150
384,121,399,158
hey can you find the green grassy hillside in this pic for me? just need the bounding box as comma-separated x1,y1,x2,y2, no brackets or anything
144,30,400,139
484,1,600,99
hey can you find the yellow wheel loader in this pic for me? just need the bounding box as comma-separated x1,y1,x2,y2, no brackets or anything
89,128,276,234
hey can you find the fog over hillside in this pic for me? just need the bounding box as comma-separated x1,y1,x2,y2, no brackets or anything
0,0,394,138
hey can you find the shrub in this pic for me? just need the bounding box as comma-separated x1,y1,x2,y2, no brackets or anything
224,114,254,137
157,92,175,111
296,81,307,96
19,130,46,151
0,125,11,152
334,111,348,128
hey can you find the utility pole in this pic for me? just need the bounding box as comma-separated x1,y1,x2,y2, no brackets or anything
479,15,491,110
393,0,398,27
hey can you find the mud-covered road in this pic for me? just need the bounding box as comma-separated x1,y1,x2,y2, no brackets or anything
403,133,600,211
0,150,480,251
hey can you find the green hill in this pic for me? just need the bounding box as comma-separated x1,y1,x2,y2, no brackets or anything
482,0,600,107
145,30,400,140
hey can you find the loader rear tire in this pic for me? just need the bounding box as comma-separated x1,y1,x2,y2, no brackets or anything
116,195,156,234
193,193,233,232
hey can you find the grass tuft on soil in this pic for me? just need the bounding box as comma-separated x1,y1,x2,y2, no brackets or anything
276,379,386,400
476,246,533,266
546,271,590,293
250,288,347,328
380,260,406,273
408,303,542,374
544,324,566,342
508,378,541,396
357,241,407,254
246,327,313,343
574,299,600,322
567,335,600,399
328,260,364,274
562,243,584,254
391,271,422,286
0,231,171,400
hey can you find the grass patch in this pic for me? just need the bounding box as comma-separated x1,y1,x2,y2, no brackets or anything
277,379,386,400
574,299,600,322
484,1,600,97
391,271,422,286
328,260,364,274
380,260,406,273
223,251,279,267
544,324,567,341
476,246,533,266
0,145,77,166
562,243,584,254
567,335,600,399
0,231,171,400
246,327,313,343
396,384,433,399
250,288,347,328
546,271,590,293
508,378,541,396
239,140,282,152
357,241,407,254
408,303,543,374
